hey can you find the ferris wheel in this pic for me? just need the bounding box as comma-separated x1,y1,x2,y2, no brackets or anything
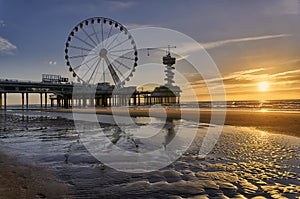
65,17,138,87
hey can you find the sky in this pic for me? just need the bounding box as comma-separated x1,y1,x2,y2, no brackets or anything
0,0,300,102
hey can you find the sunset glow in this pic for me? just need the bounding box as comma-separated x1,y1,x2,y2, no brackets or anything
257,81,270,92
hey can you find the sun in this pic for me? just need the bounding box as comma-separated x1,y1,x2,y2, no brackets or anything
257,81,269,92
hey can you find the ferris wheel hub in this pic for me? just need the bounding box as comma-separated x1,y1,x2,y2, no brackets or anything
99,48,108,58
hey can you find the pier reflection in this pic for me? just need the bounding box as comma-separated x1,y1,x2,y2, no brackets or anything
163,118,176,150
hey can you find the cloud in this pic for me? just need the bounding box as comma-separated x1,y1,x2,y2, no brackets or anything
225,68,266,81
0,20,5,28
216,68,300,83
201,34,292,49
0,36,17,55
189,67,300,93
268,69,300,78
264,0,299,16
49,61,57,65
174,33,292,57
189,68,266,86
109,1,136,9
125,23,152,30
231,68,265,76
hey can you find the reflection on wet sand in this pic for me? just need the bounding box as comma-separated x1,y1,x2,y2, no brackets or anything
163,118,176,150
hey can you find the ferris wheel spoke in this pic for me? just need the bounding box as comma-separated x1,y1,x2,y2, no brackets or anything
113,58,131,70
81,27,98,46
101,59,107,82
69,45,94,52
104,56,121,85
87,57,102,84
106,32,121,49
92,62,101,84
91,23,100,44
105,25,113,47
110,48,133,53
101,21,104,45
74,35,95,49
82,57,100,80
111,62,125,79
72,55,99,71
108,38,130,51
102,60,115,82
69,54,90,59
110,53,135,61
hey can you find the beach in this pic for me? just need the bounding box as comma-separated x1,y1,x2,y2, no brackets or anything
0,109,299,198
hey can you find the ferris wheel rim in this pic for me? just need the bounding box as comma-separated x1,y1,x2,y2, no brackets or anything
64,17,138,87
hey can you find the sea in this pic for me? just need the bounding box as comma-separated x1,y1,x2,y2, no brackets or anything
3,99,300,112
184,99,300,112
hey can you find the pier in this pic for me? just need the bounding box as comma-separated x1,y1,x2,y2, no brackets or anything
0,77,72,109
0,75,180,110
0,17,182,110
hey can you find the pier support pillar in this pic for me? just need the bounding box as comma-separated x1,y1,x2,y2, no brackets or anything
4,93,7,110
40,93,43,108
0,93,2,109
103,97,106,107
44,93,47,108
78,99,81,107
57,98,61,107
95,98,100,106
83,98,87,107
90,97,94,107
133,96,136,106
64,98,68,108
21,93,24,109
26,92,29,109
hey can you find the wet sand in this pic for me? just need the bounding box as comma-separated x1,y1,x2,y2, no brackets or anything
0,110,299,198
48,107,300,137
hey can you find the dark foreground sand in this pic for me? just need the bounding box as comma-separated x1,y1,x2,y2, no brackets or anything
49,107,300,137
0,149,68,199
